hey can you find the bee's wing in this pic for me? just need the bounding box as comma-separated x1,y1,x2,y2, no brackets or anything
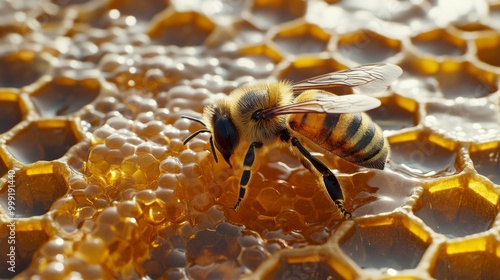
292,63,402,94
258,94,381,119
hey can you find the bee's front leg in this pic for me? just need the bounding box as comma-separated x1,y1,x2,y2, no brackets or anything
291,137,352,219
233,141,263,211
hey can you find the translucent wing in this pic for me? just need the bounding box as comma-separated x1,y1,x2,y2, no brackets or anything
292,63,402,94
255,94,381,119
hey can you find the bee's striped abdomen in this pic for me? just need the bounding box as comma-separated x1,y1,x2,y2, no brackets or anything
288,92,388,170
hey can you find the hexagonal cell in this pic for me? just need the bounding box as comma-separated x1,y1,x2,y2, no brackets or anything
411,29,467,56
339,213,432,271
0,224,49,278
250,0,306,30
475,35,500,68
378,3,429,30
6,120,82,164
0,90,26,134
470,142,500,185
108,0,168,22
0,162,69,217
30,77,101,118
233,20,266,45
278,58,353,94
431,235,500,279
436,61,497,99
337,30,402,64
148,11,215,47
424,99,500,142
0,51,51,88
264,253,358,280
239,44,283,64
366,94,418,131
413,175,500,238
272,23,330,55
388,131,460,178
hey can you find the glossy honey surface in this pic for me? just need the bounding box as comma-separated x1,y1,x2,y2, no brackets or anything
1,0,500,279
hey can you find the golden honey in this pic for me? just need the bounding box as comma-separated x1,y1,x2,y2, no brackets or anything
1,0,500,279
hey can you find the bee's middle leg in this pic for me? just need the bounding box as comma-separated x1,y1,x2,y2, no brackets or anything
233,141,263,211
291,137,352,219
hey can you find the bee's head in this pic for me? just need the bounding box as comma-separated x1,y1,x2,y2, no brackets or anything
207,102,239,167
182,101,239,167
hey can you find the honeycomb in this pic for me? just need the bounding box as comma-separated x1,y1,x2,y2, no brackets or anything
1,0,500,279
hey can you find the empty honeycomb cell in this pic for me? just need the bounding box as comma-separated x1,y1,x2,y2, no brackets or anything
337,30,402,64
250,0,306,30
430,234,500,279
0,90,25,134
108,0,168,22
0,225,49,278
148,11,216,47
339,213,432,271
271,22,330,55
5,120,82,164
366,94,418,131
470,142,500,185
0,162,69,217
30,77,101,117
475,35,500,68
0,51,51,88
411,28,466,56
388,131,460,178
424,99,500,142
413,175,499,238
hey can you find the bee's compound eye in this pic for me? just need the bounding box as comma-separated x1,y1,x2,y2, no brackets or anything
213,116,239,167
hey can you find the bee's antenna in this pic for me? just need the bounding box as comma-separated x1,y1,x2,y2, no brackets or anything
181,115,207,127
183,129,210,145
181,115,219,163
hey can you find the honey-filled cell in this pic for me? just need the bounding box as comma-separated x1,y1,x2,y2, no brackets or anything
411,28,467,56
366,94,418,131
431,235,500,279
339,213,432,271
470,142,500,185
0,162,70,217
413,175,499,238
148,11,215,47
0,90,25,134
5,120,82,164
30,77,101,117
0,51,51,88
388,131,460,178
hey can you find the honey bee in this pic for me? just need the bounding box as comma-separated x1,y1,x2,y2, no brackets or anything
182,63,402,218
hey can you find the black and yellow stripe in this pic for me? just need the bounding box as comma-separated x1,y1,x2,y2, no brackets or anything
289,96,388,170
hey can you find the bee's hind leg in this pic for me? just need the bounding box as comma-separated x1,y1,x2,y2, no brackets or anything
291,137,352,219
232,141,263,211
